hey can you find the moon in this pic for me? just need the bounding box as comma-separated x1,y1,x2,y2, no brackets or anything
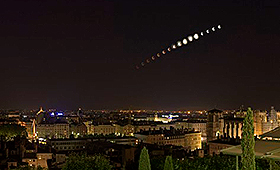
188,36,193,42
136,24,222,69
193,33,199,40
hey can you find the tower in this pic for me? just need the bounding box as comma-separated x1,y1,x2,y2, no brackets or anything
206,109,223,141
37,107,44,115
262,106,280,134
32,119,36,140
269,106,277,123
77,108,83,117
254,110,263,136
268,106,279,130
36,107,45,124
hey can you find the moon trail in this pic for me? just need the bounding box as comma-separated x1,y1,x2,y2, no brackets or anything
135,24,222,70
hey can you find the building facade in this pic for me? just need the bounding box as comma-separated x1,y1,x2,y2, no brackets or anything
37,122,69,139
135,128,201,151
206,109,223,142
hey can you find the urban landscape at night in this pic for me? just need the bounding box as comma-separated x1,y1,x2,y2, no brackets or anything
1,107,280,169
1,0,280,170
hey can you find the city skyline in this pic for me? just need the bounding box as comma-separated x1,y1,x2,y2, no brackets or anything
1,1,280,110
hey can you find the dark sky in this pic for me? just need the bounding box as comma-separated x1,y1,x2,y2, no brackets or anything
1,0,280,110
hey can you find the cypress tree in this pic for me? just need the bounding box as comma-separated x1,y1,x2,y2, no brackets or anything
164,156,174,170
241,107,255,170
138,147,151,170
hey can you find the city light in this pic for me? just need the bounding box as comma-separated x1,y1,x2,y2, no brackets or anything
57,112,63,116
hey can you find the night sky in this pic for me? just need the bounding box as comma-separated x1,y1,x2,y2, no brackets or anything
1,0,280,110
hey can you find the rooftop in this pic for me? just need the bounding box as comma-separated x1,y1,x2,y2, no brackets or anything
260,127,280,139
222,140,280,160
208,138,241,145
207,109,223,113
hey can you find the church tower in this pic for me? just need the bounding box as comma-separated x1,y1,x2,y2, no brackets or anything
206,109,223,141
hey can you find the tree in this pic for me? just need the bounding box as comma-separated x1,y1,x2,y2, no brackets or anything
138,147,151,170
0,124,26,140
178,155,236,170
11,166,35,170
62,153,112,170
241,107,255,170
150,156,165,170
164,156,174,170
11,166,47,170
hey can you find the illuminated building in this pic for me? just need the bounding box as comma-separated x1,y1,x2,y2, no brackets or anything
175,120,207,142
35,110,70,139
25,121,33,139
115,124,134,136
222,126,280,162
87,124,116,135
37,153,53,168
206,109,223,141
22,152,53,168
134,122,176,133
48,138,87,151
205,106,280,144
254,110,266,136
135,127,201,151
70,123,87,137
37,121,69,139
262,106,280,134
20,140,53,168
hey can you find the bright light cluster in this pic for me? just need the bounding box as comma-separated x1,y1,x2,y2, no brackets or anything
136,24,222,69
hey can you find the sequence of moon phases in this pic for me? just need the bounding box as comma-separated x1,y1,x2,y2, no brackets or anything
136,25,221,69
